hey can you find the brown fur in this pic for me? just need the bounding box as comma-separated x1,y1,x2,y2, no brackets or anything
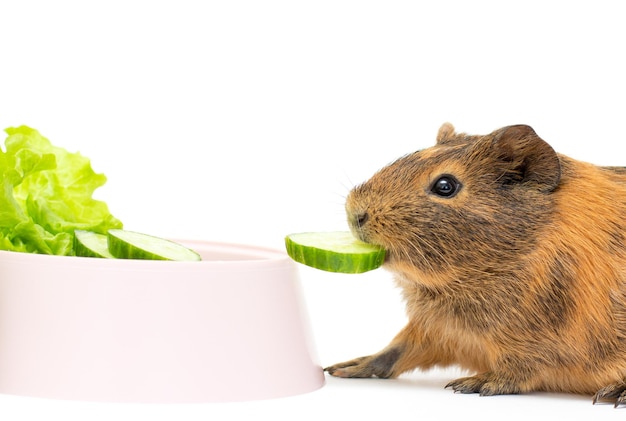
325,123,626,406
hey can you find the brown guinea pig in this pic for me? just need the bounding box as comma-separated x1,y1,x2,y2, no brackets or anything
325,123,626,407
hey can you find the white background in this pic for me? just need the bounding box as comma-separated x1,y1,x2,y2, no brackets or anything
1,0,626,419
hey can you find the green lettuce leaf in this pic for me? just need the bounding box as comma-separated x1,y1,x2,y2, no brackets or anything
0,126,122,255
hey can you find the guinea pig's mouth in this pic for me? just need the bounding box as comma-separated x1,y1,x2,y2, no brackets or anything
348,227,392,264
347,213,392,264
349,226,371,245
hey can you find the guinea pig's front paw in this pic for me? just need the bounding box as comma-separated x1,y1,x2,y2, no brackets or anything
325,351,399,379
325,356,381,378
445,373,521,396
593,381,626,407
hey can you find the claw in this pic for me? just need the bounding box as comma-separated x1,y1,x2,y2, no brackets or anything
593,382,626,408
615,391,626,408
445,375,488,394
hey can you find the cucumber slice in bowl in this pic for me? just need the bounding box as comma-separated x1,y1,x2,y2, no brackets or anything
74,230,115,258
285,231,386,274
107,229,201,261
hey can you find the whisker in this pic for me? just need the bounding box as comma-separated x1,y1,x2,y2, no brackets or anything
338,169,357,192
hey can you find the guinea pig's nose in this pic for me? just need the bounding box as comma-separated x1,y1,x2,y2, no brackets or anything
353,212,369,228
347,210,370,242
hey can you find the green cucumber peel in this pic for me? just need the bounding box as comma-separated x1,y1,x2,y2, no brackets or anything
285,231,386,274
74,230,115,258
107,229,201,261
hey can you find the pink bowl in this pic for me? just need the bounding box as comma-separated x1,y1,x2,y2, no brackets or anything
0,240,324,403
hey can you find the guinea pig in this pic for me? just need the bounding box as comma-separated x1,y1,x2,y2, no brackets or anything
325,123,626,407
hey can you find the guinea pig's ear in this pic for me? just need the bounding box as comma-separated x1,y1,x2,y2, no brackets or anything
436,122,456,144
491,125,561,192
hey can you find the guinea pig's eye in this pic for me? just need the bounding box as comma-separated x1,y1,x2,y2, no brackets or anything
430,175,461,198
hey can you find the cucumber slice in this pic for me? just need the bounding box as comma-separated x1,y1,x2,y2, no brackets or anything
107,229,201,261
285,231,385,274
74,230,115,258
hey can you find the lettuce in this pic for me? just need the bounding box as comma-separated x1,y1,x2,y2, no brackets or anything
0,126,122,255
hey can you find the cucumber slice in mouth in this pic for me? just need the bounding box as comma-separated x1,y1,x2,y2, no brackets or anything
285,231,385,273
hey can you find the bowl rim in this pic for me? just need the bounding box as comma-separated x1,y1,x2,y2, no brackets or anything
0,239,292,271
